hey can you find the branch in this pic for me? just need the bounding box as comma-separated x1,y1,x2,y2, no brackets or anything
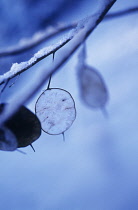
0,7,137,58
1,2,134,85
0,34,73,85
105,6,138,20
0,23,76,57
0,0,117,126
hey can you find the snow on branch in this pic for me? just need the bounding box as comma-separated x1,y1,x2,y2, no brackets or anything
0,15,90,85
0,22,76,57
0,7,137,58
0,34,73,85
0,0,117,126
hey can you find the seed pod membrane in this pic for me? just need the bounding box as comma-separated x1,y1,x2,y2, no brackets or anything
0,103,41,148
0,126,17,151
35,88,76,135
78,65,108,109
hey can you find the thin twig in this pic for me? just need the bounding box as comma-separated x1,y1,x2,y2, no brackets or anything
30,144,35,152
0,0,117,126
62,132,65,141
47,52,55,89
47,74,52,90
0,35,72,85
105,7,138,20
0,79,10,94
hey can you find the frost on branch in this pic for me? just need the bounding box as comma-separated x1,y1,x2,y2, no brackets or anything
0,33,73,85
78,64,109,110
35,88,76,135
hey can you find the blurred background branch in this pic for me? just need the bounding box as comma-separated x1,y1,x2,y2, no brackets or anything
0,7,137,58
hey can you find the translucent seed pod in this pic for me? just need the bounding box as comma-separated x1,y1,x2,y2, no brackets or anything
78,64,109,110
35,88,76,135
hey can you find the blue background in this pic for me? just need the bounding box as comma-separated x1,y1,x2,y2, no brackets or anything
0,0,138,209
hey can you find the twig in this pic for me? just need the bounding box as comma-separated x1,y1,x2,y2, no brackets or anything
1,2,132,86
105,7,138,20
30,144,35,152
0,7,137,58
0,79,10,94
47,53,55,89
0,14,93,86
0,35,73,85
0,0,117,126
47,74,52,90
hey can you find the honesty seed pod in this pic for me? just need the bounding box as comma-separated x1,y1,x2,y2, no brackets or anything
0,103,41,150
35,88,76,135
78,64,109,110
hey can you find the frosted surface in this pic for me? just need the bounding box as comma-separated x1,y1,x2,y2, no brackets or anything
35,88,76,135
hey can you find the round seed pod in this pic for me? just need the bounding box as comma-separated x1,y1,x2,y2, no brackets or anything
35,88,76,135
0,103,41,148
0,126,17,151
78,65,109,109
